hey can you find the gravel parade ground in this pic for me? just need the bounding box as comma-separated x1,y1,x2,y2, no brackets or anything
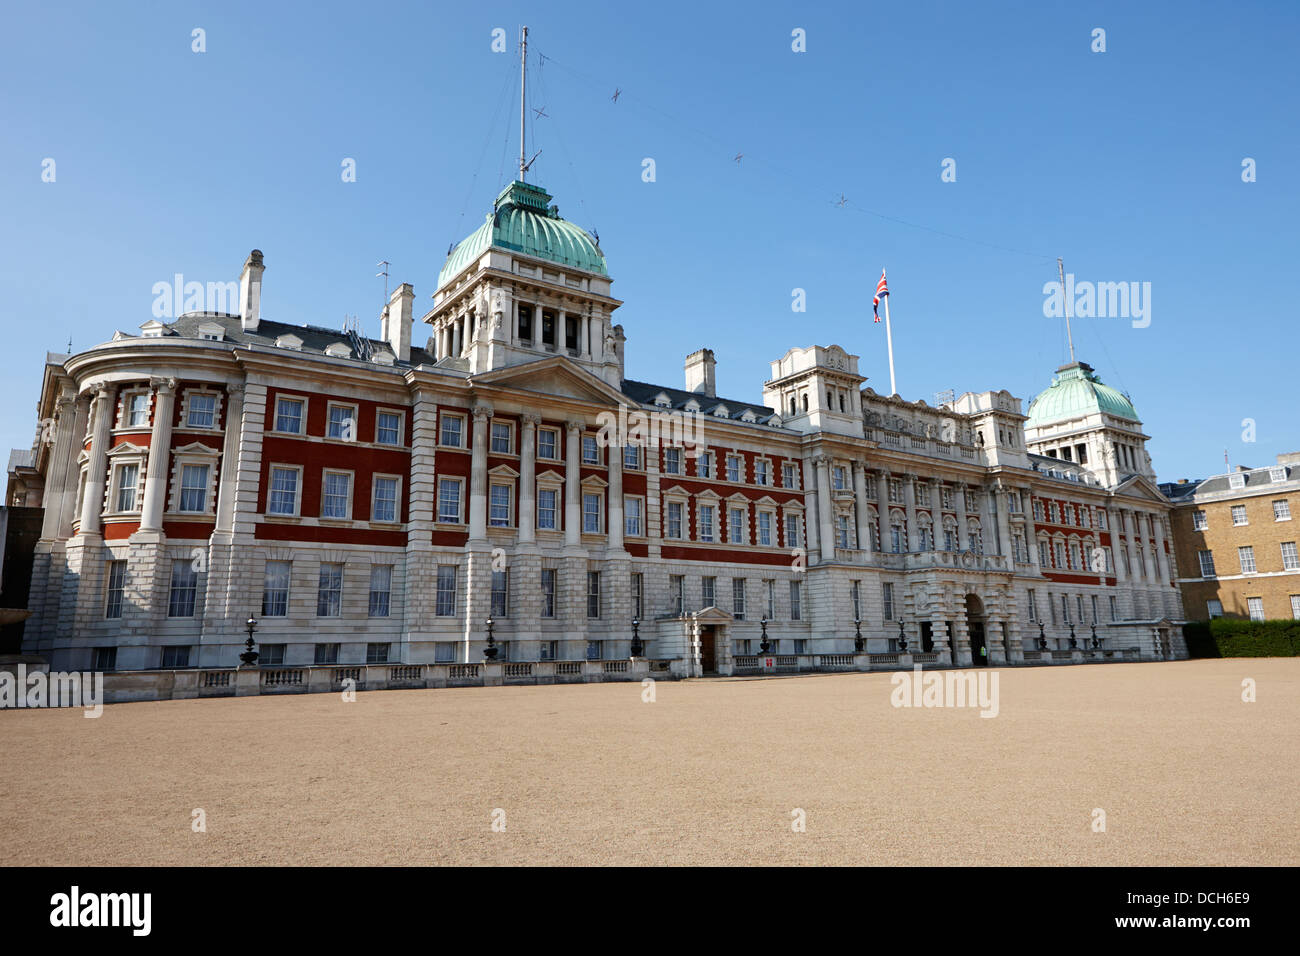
2,658,1296,866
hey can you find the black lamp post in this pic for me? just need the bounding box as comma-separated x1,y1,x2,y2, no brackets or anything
1090,622,1101,649
853,618,864,653
630,618,643,659
1037,621,1048,651
483,616,499,661
897,619,908,653
759,616,771,655
1068,623,1078,649
239,614,260,666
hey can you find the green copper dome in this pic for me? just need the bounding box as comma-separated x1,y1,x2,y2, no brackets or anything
437,181,607,288
1026,361,1139,427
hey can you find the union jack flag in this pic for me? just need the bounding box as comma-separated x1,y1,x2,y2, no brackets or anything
872,269,889,322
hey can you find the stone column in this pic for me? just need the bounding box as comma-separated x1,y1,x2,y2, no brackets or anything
518,413,539,544
955,481,970,551
802,457,821,559
39,386,79,541
608,437,625,552
929,477,943,551
559,308,568,352
564,420,582,547
1152,513,1171,585
931,616,951,665
814,455,834,564
903,474,919,552
79,385,115,536
213,385,244,534
1127,510,1145,583
994,481,1013,561
1025,488,1043,574
987,614,1007,664
138,378,177,533
468,405,491,542
853,462,873,557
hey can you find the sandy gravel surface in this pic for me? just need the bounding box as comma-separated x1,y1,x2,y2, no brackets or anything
1,659,1296,866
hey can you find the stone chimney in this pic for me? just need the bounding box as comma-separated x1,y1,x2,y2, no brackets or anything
684,348,716,397
384,282,414,363
239,249,265,332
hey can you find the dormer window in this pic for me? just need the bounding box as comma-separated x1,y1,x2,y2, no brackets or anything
324,342,352,358
653,393,672,409
1228,474,1246,490
1270,466,1287,483
197,322,225,341
276,334,303,350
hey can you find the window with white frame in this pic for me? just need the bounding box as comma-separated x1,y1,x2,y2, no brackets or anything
1192,510,1208,530
435,566,456,616
696,451,713,479
699,504,715,542
185,391,218,429
835,514,851,549
372,475,399,523
582,492,602,533
104,560,127,618
754,459,769,486
782,462,798,489
631,572,643,619
882,582,894,620
586,571,601,618
1027,588,1037,622
784,513,802,549
1281,541,1299,571
177,463,210,513
123,391,150,428
491,570,509,617
887,479,902,504
664,447,682,475
112,462,140,512
790,580,802,621
1109,595,1118,621
758,511,773,547
541,568,556,618
376,410,402,446
582,435,599,464
437,478,463,523
440,412,464,447
1032,499,1044,521
624,444,641,470
368,564,392,617
1206,599,1223,619
538,428,558,460
728,506,745,544
1291,594,1300,620
731,578,746,620
765,579,775,619
1229,474,1246,491
267,466,301,516
665,500,684,539
625,496,643,536
890,519,904,553
914,482,929,507
321,471,352,519
538,488,558,530
1038,540,1050,567
275,396,305,434
327,403,357,441
168,559,198,617
1271,466,1288,482
1275,500,1291,522
262,560,291,616
726,455,742,483
701,576,716,608
1231,504,1248,526
850,581,861,620
1198,549,1216,577
490,483,513,527
1238,546,1257,574
1247,597,1265,621
490,421,513,454
317,563,343,616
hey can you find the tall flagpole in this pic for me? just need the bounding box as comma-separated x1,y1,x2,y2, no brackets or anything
519,26,528,181
883,272,897,396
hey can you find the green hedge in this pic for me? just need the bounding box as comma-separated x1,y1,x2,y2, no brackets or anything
1183,619,1300,657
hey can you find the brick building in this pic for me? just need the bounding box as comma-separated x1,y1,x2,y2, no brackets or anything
16,178,1187,674
1163,452,1300,621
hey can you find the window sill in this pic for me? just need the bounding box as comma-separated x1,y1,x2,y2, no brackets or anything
368,521,403,531
263,514,303,523
318,518,355,527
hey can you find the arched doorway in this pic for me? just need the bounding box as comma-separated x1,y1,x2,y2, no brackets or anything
965,594,988,667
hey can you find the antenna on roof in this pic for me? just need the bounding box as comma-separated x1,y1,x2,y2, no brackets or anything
1058,257,1075,364
519,26,529,181
66,334,72,353
934,388,955,408
376,260,390,306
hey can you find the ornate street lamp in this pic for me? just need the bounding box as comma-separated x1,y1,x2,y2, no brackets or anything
854,618,864,653
483,616,499,661
897,619,908,653
239,614,260,666
1068,623,1078,650
1090,622,1101,649
630,618,643,659
1037,621,1048,651
759,616,771,655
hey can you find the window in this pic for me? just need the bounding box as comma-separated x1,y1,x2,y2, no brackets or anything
726,455,742,483
890,521,904,554
1229,474,1246,491
582,492,602,534
731,578,746,620
785,514,802,549
105,560,127,618
1109,595,1118,621
790,581,802,621
586,640,603,661
664,447,682,475
1281,541,1299,571
1238,546,1257,574
490,421,512,454
758,511,772,547
755,460,769,486
162,646,190,668
93,647,118,672
327,403,356,440
666,501,683,539
315,643,339,665
491,570,509,617
850,581,861,620
1275,500,1292,522
178,464,210,513
262,560,291,616
670,575,684,616
699,505,715,542
168,560,198,617
582,435,599,464
624,445,641,470
765,579,775,619
882,582,894,621
541,568,556,618
372,476,399,523
915,484,929,507
728,507,745,544
1032,499,1044,521
489,483,512,527
367,565,392,617
1292,595,1300,621
1027,589,1037,622
268,466,301,516
114,463,139,512
437,478,462,523
1207,599,1223,619
1231,504,1248,526
631,573,643,619
435,643,456,663
701,576,716,608
1247,597,1265,621
321,472,352,519
186,393,217,428
538,428,558,460
697,452,713,479
782,463,798,489
436,566,457,616
126,392,150,427
1271,466,1288,482
376,411,402,446
625,497,643,537
539,640,558,661
260,644,286,666
836,514,851,549
1061,594,1071,624
1054,543,1066,570
586,571,601,618
1193,510,1208,530
1039,540,1050,567
440,413,464,447
317,563,343,616
538,489,558,530
367,643,390,664
887,479,902,504
275,397,304,434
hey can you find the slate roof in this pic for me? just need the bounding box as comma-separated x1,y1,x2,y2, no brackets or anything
1166,464,1295,499
620,379,781,425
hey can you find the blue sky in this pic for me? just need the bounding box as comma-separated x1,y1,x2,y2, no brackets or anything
2,0,1296,481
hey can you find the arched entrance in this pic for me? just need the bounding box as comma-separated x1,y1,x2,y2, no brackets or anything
965,594,988,667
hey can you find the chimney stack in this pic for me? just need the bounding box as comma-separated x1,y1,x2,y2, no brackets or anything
239,249,265,332
385,282,414,363
684,348,716,398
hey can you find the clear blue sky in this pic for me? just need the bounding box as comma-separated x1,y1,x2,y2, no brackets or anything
2,0,1296,482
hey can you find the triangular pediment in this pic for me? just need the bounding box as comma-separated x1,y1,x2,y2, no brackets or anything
691,605,734,623
1113,474,1170,504
468,356,627,406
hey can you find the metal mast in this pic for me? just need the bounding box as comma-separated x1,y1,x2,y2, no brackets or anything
1058,257,1075,364
519,26,528,181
